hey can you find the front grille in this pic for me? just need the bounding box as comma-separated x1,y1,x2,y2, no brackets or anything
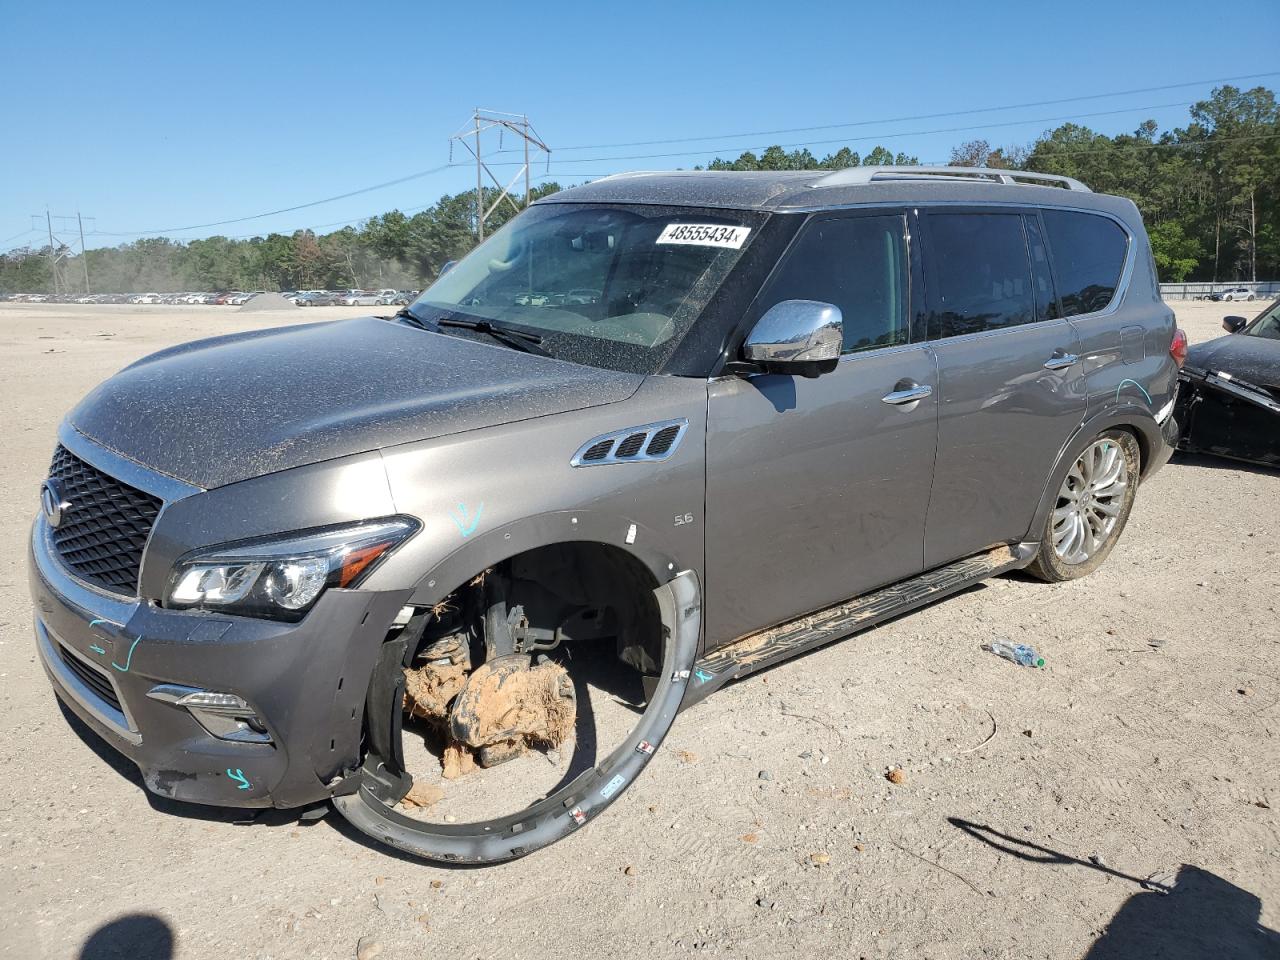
57,644,123,713
47,445,162,595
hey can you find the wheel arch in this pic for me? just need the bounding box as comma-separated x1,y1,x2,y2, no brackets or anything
1024,405,1160,545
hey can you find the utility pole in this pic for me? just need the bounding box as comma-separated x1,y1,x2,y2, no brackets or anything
46,210,58,296
450,109,551,243
36,211,95,294
77,211,90,294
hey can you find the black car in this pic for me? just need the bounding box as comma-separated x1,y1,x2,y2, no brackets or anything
1175,301,1280,467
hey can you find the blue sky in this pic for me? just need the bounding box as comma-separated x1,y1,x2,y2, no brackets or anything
2,0,1277,251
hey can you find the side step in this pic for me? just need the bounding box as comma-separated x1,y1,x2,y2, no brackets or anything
681,543,1031,707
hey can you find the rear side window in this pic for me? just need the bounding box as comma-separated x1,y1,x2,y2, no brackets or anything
1042,210,1129,316
758,214,908,354
926,213,1034,338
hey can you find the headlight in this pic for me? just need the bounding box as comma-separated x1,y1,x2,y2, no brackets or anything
166,517,418,620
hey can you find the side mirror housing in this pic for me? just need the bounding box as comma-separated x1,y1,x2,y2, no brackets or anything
1223,315,1247,333
742,300,843,379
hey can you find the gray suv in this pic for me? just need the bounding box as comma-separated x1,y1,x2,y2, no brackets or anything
29,166,1183,864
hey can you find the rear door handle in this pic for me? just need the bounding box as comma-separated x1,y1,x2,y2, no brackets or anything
1043,353,1079,370
881,384,933,406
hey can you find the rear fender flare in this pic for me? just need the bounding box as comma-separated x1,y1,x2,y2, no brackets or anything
1025,405,1161,543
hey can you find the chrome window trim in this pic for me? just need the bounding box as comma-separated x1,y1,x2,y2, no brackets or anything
913,205,1136,345
35,617,142,745
570,419,690,467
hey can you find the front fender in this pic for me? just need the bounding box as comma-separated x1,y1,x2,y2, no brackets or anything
363,376,710,605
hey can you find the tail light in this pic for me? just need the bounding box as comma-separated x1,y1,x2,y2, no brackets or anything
1170,328,1188,368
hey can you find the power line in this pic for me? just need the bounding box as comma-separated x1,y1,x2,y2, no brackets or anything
89,162,463,237
85,74,1272,241
531,71,1280,152
480,100,1200,169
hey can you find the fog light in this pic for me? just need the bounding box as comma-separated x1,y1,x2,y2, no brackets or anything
147,684,272,743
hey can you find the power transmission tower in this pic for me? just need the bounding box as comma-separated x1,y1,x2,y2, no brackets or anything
35,210,95,294
450,109,551,242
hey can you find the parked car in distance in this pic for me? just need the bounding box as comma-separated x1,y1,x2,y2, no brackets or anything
28,165,1183,868
296,291,338,306
338,290,382,306
1211,287,1256,302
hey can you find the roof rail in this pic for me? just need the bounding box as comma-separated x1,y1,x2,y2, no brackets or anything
810,165,1091,192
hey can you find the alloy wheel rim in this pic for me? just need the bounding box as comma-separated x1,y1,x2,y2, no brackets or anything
1052,439,1128,564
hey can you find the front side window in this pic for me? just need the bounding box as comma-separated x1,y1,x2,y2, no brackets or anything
411,203,762,374
754,214,909,354
927,213,1034,338
1042,209,1129,316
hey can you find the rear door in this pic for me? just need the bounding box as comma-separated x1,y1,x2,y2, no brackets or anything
919,207,1086,568
703,210,938,647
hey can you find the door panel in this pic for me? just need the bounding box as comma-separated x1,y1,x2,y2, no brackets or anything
924,321,1085,567
704,346,938,648
919,207,1086,567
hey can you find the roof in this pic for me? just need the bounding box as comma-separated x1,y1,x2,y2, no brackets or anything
540,168,1138,221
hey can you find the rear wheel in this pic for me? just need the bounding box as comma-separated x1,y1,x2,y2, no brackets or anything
1027,430,1140,582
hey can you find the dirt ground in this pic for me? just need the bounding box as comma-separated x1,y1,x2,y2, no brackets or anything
0,300,1276,960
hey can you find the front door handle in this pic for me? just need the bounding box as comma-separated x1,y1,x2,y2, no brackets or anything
1043,353,1079,371
881,384,933,406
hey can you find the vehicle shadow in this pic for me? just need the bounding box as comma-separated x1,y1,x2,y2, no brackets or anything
78,913,173,960
948,818,1280,959
1169,450,1279,476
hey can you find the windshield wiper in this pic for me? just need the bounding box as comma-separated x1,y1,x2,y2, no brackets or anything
390,305,435,330
436,317,551,357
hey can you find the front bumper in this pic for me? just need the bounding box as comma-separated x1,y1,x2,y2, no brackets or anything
29,518,410,809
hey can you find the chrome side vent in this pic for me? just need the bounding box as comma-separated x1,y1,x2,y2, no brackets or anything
571,419,689,467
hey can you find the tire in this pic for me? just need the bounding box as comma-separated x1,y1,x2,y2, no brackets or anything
1247,294,1256,301
1027,429,1140,582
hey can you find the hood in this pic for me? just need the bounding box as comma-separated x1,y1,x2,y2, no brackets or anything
1186,333,1280,390
69,316,645,488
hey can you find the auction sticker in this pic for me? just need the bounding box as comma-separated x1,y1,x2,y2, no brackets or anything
656,223,751,249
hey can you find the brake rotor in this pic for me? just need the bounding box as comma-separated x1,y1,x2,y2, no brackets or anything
447,654,576,771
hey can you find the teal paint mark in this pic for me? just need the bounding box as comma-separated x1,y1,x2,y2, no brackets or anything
89,618,110,629
226,768,251,790
88,644,106,656
451,502,484,538
111,636,141,673
693,668,714,685
1115,378,1153,405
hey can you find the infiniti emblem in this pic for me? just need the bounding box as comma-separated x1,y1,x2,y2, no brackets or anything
41,479,70,527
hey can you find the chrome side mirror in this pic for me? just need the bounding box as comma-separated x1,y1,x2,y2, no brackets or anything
742,300,843,378
1222,315,1247,334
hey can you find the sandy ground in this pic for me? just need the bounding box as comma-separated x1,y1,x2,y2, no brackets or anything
0,300,1276,960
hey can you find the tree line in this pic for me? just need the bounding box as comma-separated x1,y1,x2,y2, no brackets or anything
2,85,1275,294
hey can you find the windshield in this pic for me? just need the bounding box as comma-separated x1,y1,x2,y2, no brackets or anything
1243,300,1280,340
410,202,762,374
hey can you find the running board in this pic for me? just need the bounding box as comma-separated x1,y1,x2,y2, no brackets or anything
682,543,1033,707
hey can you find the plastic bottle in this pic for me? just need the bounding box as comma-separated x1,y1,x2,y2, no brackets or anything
984,639,1045,668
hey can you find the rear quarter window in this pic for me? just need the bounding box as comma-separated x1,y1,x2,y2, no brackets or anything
1042,210,1129,316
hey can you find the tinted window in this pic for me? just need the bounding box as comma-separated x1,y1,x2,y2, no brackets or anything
1042,210,1128,316
758,214,908,354
1025,216,1060,320
927,213,1034,338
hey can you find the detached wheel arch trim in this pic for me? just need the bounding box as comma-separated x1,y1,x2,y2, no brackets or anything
331,569,702,864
